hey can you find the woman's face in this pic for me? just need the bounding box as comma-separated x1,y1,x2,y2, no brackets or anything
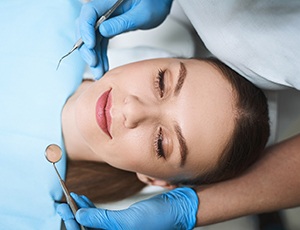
74,58,236,183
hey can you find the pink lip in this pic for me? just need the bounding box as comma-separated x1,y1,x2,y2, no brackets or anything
96,89,112,138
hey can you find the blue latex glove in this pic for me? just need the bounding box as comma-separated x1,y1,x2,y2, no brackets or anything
57,188,198,230
78,0,173,80
76,19,109,80
57,193,96,230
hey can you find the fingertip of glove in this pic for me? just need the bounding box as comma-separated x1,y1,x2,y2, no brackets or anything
100,22,116,37
57,203,68,213
91,67,104,80
99,25,108,37
75,208,88,222
57,203,74,221
70,192,79,200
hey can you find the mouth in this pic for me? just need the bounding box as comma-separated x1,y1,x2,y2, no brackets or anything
96,88,112,138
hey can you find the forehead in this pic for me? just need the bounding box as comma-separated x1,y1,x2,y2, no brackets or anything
178,59,236,176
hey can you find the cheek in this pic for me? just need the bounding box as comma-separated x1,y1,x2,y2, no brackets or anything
74,89,100,144
103,131,152,171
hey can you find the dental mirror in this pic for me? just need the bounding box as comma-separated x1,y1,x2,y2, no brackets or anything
44,144,86,230
45,144,62,163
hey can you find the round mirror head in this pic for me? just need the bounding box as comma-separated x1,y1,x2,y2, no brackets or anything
45,144,62,163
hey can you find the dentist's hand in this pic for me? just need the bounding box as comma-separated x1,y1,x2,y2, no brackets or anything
57,193,96,230
78,0,173,79
57,187,198,230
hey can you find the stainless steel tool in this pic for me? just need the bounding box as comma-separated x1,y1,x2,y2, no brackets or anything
45,144,86,230
56,0,124,70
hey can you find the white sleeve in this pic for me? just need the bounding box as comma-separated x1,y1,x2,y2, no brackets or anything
178,0,300,90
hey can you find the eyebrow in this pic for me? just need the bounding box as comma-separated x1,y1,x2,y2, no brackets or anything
174,123,188,167
172,62,188,167
174,62,187,96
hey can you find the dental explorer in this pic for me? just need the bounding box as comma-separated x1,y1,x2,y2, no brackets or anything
45,144,87,230
56,0,124,70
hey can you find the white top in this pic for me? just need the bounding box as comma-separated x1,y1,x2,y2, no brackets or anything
178,0,300,90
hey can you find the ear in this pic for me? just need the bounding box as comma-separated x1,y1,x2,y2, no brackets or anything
136,173,177,190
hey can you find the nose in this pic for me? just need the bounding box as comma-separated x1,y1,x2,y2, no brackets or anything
123,95,159,128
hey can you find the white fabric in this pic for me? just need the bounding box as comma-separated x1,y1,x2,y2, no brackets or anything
178,0,300,90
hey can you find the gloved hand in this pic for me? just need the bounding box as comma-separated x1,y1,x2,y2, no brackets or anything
76,19,109,80
78,0,173,80
57,187,198,230
57,193,96,230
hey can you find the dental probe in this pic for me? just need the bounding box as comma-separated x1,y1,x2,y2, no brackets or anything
45,144,87,230
56,0,124,70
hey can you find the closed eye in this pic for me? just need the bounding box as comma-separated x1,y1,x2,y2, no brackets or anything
154,127,165,159
154,69,165,98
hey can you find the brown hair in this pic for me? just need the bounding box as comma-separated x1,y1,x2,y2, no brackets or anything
174,58,270,186
66,161,146,203
65,57,270,202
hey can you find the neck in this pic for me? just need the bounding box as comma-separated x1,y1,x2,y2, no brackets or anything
62,80,101,161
